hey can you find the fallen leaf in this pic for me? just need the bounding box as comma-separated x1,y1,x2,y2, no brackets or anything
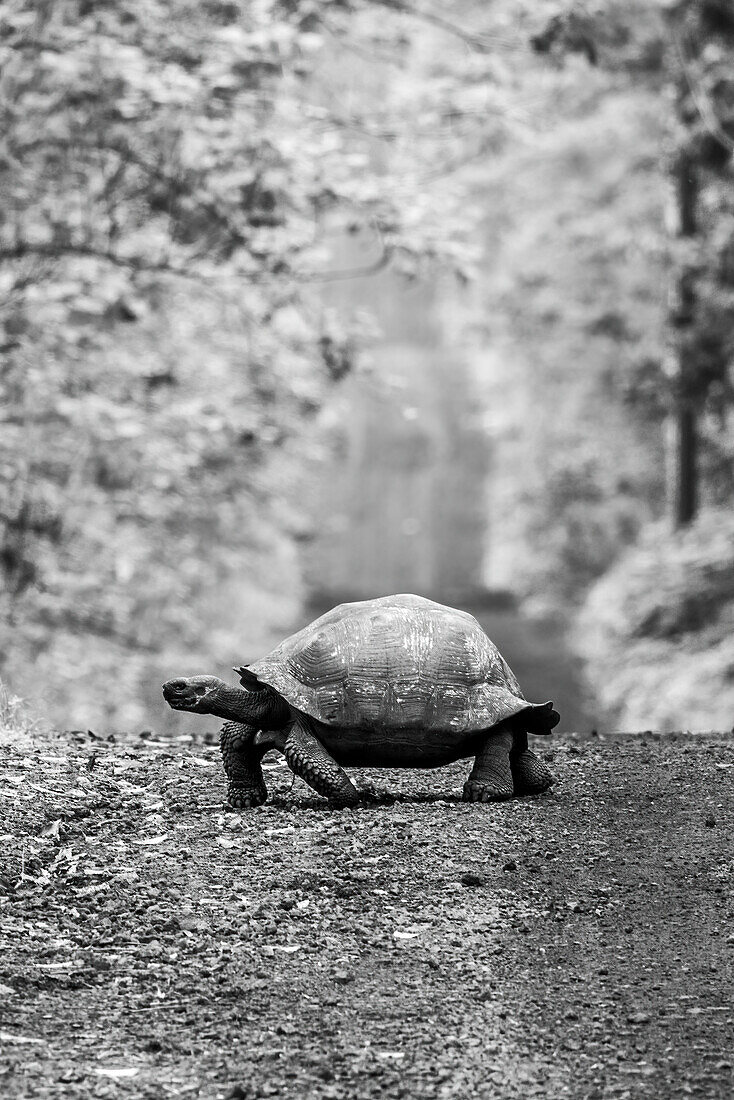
0,1031,45,1044
95,1067,140,1079
217,836,239,848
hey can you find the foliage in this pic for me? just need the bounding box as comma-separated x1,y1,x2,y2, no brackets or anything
471,60,667,608
531,0,734,514
577,507,734,730
0,0,491,304
0,0,522,728
1,288,322,728
0,679,38,744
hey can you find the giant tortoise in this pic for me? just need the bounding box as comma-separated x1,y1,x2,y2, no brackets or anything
162,593,559,807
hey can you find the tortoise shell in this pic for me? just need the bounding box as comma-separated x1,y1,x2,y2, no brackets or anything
245,594,558,735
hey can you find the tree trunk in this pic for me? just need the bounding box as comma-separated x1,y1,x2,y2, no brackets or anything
673,403,697,527
669,150,698,529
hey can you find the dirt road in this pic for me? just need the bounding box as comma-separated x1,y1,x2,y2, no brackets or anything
2,732,732,1099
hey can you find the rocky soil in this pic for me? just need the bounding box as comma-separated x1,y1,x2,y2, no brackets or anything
1,731,732,1099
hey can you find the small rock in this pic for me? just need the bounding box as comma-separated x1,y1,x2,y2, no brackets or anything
704,814,716,828
628,1012,650,1025
85,954,112,972
333,970,353,984
502,860,517,873
460,872,487,887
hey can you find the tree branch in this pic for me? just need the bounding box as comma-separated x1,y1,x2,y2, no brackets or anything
0,242,187,275
673,30,734,155
374,0,519,54
296,245,393,282
0,238,394,286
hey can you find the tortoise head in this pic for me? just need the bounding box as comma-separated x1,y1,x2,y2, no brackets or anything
162,675,226,713
162,673,291,727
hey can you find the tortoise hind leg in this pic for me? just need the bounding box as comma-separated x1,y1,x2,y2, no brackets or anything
220,722,268,808
463,726,514,803
284,720,359,807
510,731,554,795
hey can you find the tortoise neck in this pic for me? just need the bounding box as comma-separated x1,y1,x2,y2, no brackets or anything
208,684,288,728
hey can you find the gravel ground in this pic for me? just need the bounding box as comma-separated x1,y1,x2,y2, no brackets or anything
1,732,733,1099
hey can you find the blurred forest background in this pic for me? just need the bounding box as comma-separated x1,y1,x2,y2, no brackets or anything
2,0,734,734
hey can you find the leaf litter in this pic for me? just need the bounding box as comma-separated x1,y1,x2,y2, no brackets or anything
1,734,733,1098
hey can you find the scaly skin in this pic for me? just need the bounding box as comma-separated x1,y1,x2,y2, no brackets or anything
463,726,515,802
163,676,289,728
284,721,360,807
511,749,554,795
219,721,267,808
509,730,554,795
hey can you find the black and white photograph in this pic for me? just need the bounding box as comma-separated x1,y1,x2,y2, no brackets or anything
1,1,733,1097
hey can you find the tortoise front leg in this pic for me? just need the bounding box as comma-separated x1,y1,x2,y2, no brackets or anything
510,730,554,795
220,722,268,808
283,720,359,807
463,726,514,802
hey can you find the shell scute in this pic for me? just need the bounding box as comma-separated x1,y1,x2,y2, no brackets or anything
308,683,344,724
343,677,387,725
429,683,470,730
285,629,347,686
387,678,435,727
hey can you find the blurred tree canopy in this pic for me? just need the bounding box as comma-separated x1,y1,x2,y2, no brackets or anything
532,0,734,526
0,0,526,726
2,0,733,727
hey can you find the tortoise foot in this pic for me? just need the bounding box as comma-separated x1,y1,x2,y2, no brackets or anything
462,779,514,803
329,790,360,809
511,750,553,796
227,783,268,809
